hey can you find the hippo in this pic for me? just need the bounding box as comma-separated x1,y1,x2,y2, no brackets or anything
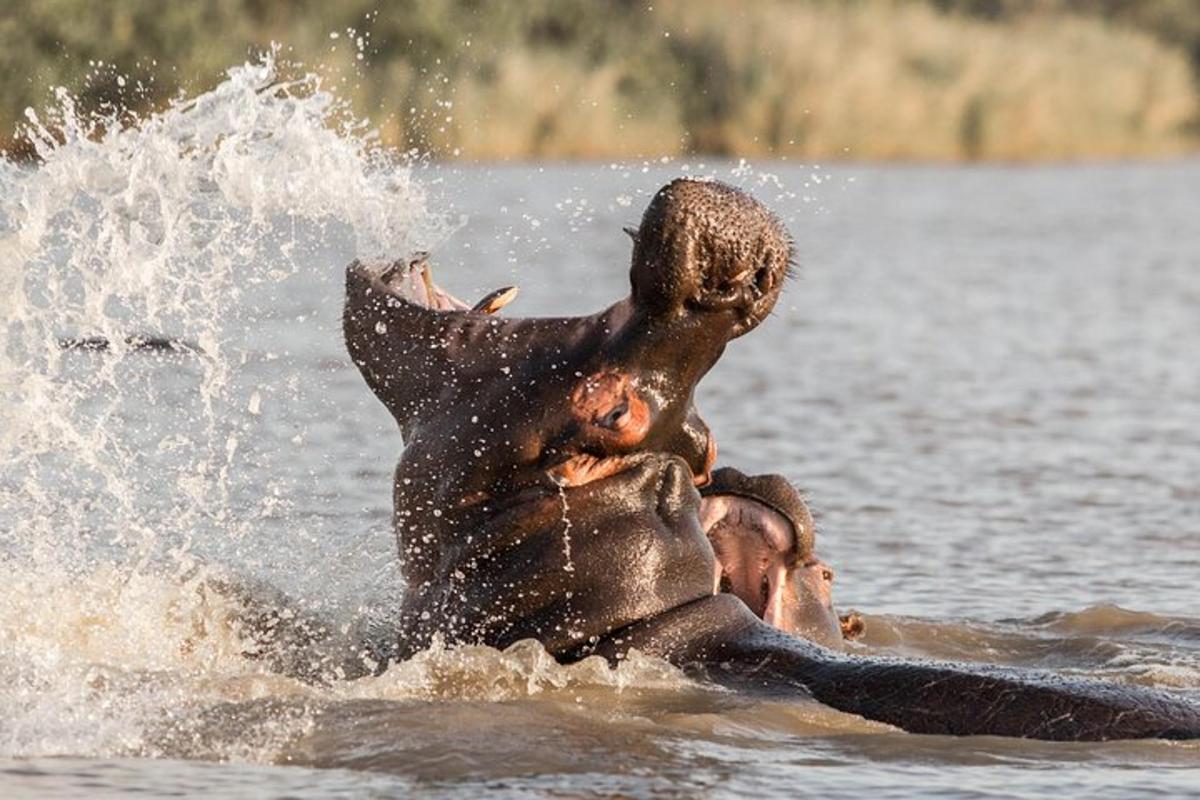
343,178,1200,740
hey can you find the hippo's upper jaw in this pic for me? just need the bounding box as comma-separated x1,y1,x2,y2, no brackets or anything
344,254,723,489
343,179,791,487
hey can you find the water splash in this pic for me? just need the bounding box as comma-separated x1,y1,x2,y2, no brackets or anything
0,51,703,765
0,51,455,759
554,482,576,574
0,562,694,760
344,637,690,703
0,50,448,568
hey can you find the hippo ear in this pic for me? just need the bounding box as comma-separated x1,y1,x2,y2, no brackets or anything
622,226,639,243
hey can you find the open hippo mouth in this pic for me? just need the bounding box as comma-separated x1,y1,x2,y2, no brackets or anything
699,467,861,648
373,253,520,315
342,179,797,496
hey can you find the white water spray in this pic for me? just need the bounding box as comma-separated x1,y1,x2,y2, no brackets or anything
1,50,449,561
0,51,452,758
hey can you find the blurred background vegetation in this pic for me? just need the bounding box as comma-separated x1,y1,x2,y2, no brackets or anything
3,0,1199,161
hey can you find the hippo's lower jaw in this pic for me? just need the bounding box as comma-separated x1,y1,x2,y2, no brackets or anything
590,594,1200,742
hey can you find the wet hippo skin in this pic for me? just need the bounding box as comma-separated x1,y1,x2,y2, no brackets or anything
343,179,1200,740
590,591,1200,740
343,179,789,656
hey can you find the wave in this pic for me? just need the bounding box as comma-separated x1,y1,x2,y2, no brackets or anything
853,605,1200,693
1027,604,1200,643
0,561,705,762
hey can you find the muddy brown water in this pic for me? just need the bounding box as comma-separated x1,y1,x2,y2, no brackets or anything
2,69,1198,797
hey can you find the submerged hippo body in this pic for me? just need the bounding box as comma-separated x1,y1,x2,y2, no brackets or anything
344,179,1200,740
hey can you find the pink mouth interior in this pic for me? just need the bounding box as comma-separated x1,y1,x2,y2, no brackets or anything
379,257,472,310
700,494,844,645
699,494,797,615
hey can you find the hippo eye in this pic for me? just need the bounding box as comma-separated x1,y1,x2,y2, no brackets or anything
822,568,834,583
600,403,627,429
760,574,770,604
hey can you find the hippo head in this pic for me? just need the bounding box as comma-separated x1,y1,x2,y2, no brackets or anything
628,178,793,341
343,179,794,492
342,181,808,654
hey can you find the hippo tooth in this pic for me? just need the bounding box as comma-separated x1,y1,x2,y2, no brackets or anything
472,286,519,314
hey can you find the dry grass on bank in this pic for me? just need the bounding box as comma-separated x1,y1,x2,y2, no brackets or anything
2,0,1198,161
411,1,1197,160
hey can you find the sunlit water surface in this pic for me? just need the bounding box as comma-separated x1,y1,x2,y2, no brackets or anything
1,60,1198,797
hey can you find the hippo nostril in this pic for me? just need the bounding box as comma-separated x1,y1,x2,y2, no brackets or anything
760,574,770,606
754,264,771,296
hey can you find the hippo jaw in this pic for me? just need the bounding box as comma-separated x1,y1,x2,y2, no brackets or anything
389,451,719,661
628,178,793,340
346,255,721,486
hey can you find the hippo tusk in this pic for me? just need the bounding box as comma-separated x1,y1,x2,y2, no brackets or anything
472,286,519,314
418,261,437,301
378,252,430,286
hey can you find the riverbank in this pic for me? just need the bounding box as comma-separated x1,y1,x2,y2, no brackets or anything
3,0,1198,162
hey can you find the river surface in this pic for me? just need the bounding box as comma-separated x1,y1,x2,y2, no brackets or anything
1,60,1199,797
